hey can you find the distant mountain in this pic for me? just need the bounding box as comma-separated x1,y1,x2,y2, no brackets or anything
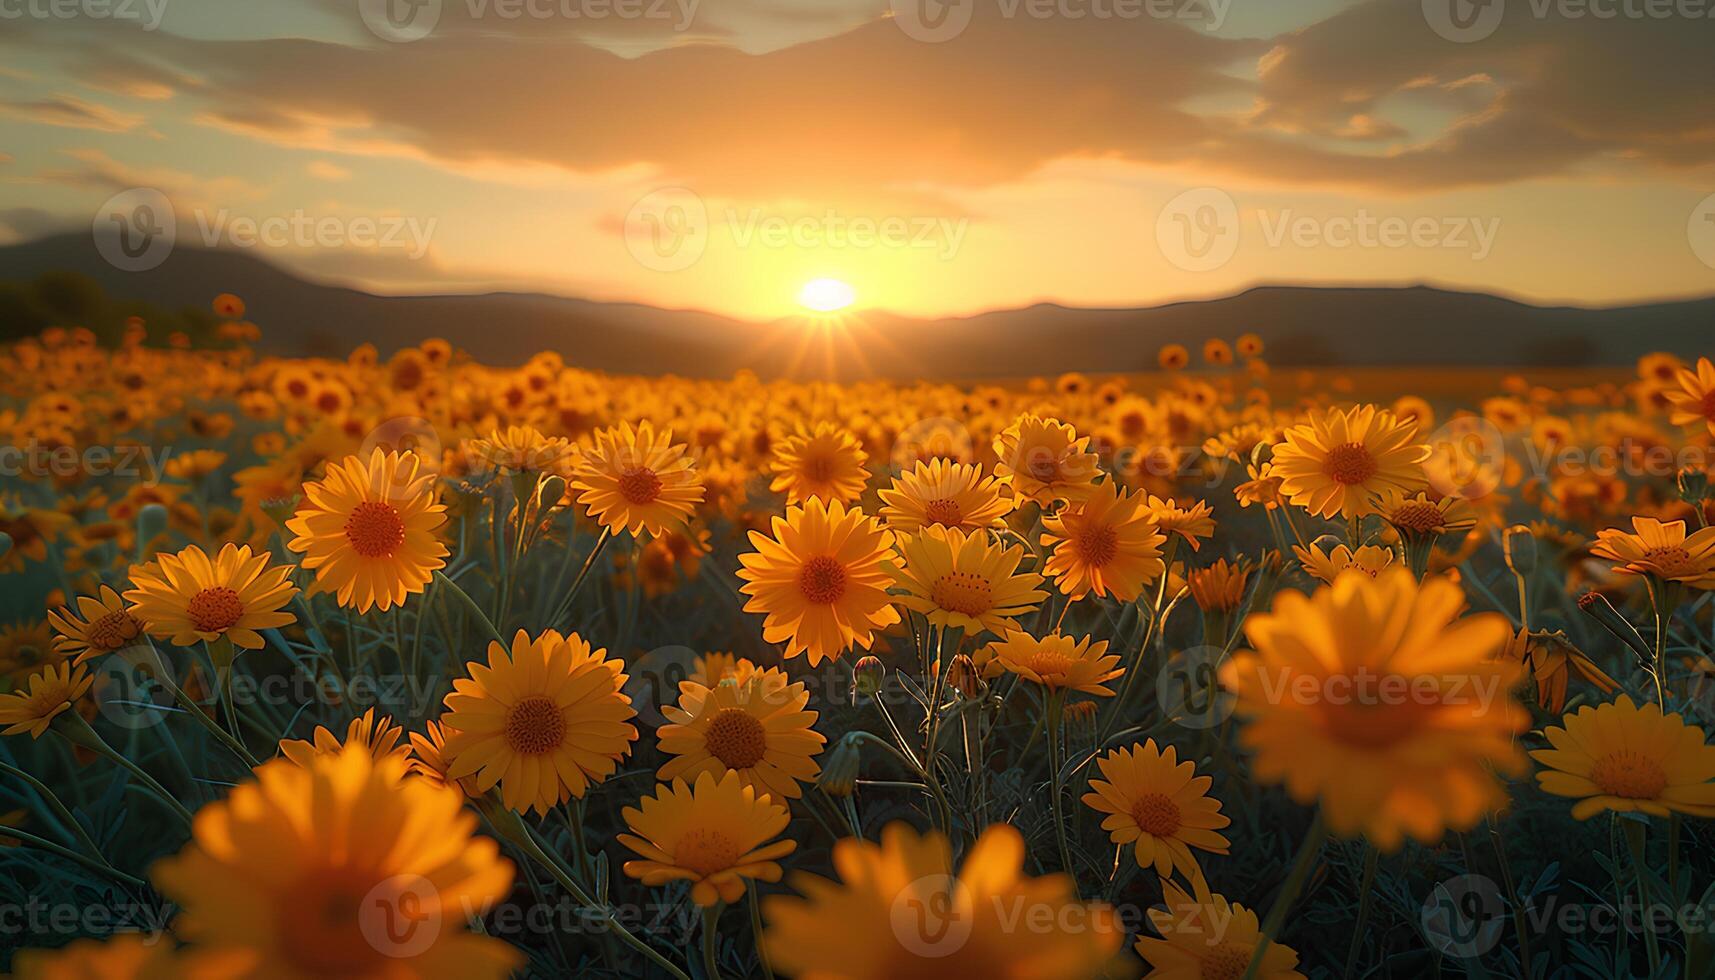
3,233,1711,379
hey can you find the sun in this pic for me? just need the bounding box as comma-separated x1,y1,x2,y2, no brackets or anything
797,278,856,313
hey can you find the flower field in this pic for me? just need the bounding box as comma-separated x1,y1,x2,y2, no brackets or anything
4,306,1715,978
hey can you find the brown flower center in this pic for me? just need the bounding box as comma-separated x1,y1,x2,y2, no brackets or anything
87,610,140,652
1389,501,1446,534
1200,941,1255,980
187,587,245,633
1324,442,1379,485
1590,751,1668,800
344,501,406,559
1642,545,1698,579
704,707,768,769
674,828,743,877
930,572,993,617
923,497,963,527
797,556,847,604
504,695,566,756
1073,523,1119,567
1129,792,1182,838
618,466,663,505
276,867,389,973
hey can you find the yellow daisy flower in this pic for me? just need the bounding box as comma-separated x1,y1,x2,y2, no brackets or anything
441,629,638,815
279,707,411,767
992,415,1100,506
152,746,521,980
988,629,1122,696
1293,541,1395,584
656,667,825,800
1136,876,1305,980
1220,570,1525,850
1531,694,1715,820
0,662,92,739
47,585,144,665
124,543,298,651
1083,739,1230,882
769,422,871,505
1664,356,1715,436
1040,479,1165,601
619,770,797,907
736,497,901,666
285,449,449,614
1590,516,1715,588
763,822,1122,978
888,525,1046,636
1144,494,1216,550
569,420,704,537
1270,404,1429,519
465,424,575,474
877,458,1013,533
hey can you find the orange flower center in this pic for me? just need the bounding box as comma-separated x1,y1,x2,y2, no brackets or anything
673,828,743,877
931,572,993,617
1027,650,1074,683
504,695,566,756
704,707,768,769
1073,523,1119,567
1129,792,1182,838
924,497,963,527
1641,545,1697,579
1200,941,1254,980
87,610,140,652
1590,750,1668,800
275,866,388,973
1324,442,1379,485
344,501,406,559
1389,501,1446,534
187,587,245,633
803,453,836,484
797,556,847,604
618,466,663,505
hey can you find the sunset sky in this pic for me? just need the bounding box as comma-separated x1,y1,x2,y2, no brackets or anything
2,0,1713,319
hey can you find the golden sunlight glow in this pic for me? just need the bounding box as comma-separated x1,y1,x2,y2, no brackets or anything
797,278,857,313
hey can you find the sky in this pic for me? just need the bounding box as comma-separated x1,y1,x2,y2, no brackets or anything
2,0,1713,320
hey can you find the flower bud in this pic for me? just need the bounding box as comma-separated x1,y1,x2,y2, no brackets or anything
1577,591,1653,667
1501,524,1536,578
947,654,982,700
136,503,169,561
1062,700,1098,740
852,656,885,698
1678,467,1711,505
537,475,568,512
817,733,862,798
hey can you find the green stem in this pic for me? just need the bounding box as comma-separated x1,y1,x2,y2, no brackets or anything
433,571,506,646
702,903,723,980
749,884,775,980
549,526,614,628
54,714,195,826
1341,844,1379,979
1045,693,1078,895
1623,819,1662,975
1,826,148,889
486,801,691,980
1241,811,1327,980
0,759,103,859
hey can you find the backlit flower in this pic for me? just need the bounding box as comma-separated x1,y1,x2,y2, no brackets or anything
47,585,144,665
877,458,1013,533
1040,479,1165,601
1083,740,1230,882
286,448,449,613
125,543,297,651
570,420,703,537
770,422,871,505
656,667,825,800
992,415,1100,506
1532,694,1715,820
1270,405,1428,519
888,525,1046,636
620,770,796,907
